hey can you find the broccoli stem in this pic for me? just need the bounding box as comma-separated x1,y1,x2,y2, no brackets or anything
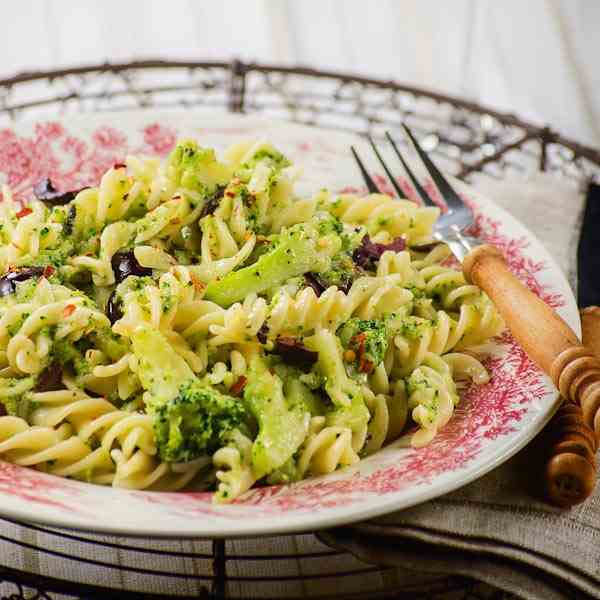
243,357,309,478
205,225,333,307
131,325,194,407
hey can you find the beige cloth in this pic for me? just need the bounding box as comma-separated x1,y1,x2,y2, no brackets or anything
321,172,600,600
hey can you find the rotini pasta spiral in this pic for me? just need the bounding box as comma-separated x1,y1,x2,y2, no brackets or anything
326,192,439,245
297,416,360,477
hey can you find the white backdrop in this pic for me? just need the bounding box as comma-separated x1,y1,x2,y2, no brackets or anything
2,0,599,146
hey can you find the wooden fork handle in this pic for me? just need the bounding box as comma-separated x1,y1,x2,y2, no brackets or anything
463,245,600,506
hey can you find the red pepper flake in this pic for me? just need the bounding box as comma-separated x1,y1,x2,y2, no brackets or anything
15,207,32,219
225,190,235,198
42,265,55,278
63,304,76,318
190,276,206,293
350,333,374,374
230,376,247,396
359,357,374,374
113,163,127,170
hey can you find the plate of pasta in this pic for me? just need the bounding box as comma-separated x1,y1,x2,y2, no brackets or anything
0,111,577,536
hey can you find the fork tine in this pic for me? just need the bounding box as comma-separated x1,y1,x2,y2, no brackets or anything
350,146,379,194
401,123,464,209
385,131,437,208
367,136,407,199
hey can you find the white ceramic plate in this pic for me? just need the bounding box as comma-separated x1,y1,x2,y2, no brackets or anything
0,110,577,537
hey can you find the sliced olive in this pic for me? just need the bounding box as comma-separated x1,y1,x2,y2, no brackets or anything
34,178,86,206
111,251,152,284
274,336,318,371
35,362,63,392
352,235,406,271
105,290,123,324
0,267,45,297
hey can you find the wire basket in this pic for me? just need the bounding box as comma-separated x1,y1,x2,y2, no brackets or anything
0,59,597,600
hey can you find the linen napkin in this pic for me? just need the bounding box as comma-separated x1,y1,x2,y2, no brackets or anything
320,173,600,600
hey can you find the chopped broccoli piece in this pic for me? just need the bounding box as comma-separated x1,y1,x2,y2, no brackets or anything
52,339,91,377
168,139,232,193
131,325,246,463
93,328,130,362
243,356,309,478
338,318,388,373
313,211,343,237
0,376,35,418
240,144,290,171
205,222,337,307
131,325,194,407
153,379,246,463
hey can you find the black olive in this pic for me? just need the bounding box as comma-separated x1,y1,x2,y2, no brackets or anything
199,185,227,219
105,290,123,324
352,235,406,271
111,251,152,284
304,272,327,297
34,178,86,207
0,267,45,297
274,336,318,371
35,362,63,392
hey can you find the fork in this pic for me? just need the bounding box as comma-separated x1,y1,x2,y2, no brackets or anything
352,126,599,507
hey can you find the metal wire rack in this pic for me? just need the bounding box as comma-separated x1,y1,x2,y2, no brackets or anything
0,59,597,600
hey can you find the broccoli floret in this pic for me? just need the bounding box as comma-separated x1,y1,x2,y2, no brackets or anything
52,338,91,377
204,221,339,307
168,139,232,194
153,379,246,463
131,325,246,462
93,328,130,362
313,211,343,237
0,376,35,418
338,318,388,374
239,144,291,172
243,356,309,478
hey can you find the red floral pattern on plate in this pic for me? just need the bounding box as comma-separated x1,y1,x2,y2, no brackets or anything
0,122,177,203
0,119,567,527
